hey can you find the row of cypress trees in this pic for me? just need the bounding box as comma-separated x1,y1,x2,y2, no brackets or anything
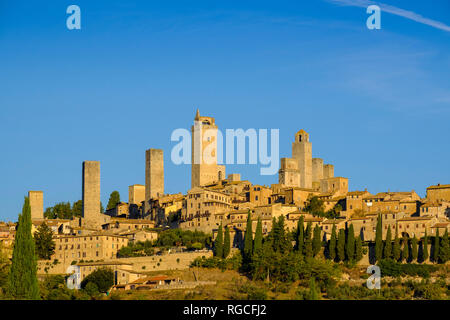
213,223,231,259
374,215,449,263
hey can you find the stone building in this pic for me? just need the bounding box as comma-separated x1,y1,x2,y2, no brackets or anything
129,184,145,205
292,130,312,189
29,191,44,220
145,148,164,215
82,161,104,229
278,158,301,187
191,110,225,188
426,184,450,202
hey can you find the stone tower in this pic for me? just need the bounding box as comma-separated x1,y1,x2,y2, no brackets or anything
312,158,324,183
278,158,300,187
129,184,145,205
292,130,312,189
82,161,101,227
145,149,164,202
323,164,334,179
191,109,225,188
28,191,43,220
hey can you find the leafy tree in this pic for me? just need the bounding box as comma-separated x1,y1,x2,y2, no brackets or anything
438,229,449,264
312,224,322,257
304,196,325,217
393,226,401,261
355,235,363,262
7,197,40,299
72,200,83,217
100,202,104,213
106,191,121,210
401,237,409,262
271,216,290,254
242,211,254,266
383,225,392,259
296,216,304,255
253,218,263,255
214,224,223,258
411,236,418,262
328,224,337,261
422,231,429,262
337,229,346,262
80,268,114,293
374,214,383,262
34,222,55,260
304,222,313,258
433,229,439,263
223,226,231,259
346,224,355,262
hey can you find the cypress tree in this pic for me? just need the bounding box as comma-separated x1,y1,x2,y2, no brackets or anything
312,224,322,257
384,226,392,259
214,224,223,258
223,226,231,259
297,216,304,255
355,235,363,262
328,224,337,261
243,211,253,262
337,229,346,262
308,277,320,300
304,222,313,258
7,197,40,299
433,229,440,263
374,214,383,262
401,237,409,262
346,224,355,262
439,229,449,264
253,218,263,255
393,226,401,261
422,231,429,262
411,235,418,262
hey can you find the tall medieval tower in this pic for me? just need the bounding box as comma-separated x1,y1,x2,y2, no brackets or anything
292,130,312,189
191,109,225,188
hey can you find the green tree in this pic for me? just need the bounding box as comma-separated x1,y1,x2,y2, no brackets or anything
34,222,55,260
433,229,440,263
7,197,40,299
384,225,392,259
106,191,121,210
214,224,224,258
374,214,383,262
243,211,253,263
346,224,355,262
223,226,231,259
308,277,320,300
304,222,313,258
337,229,346,262
401,237,409,262
312,224,322,257
253,218,263,255
393,226,401,261
72,200,83,217
296,216,304,255
422,231,429,262
304,196,325,217
355,235,363,262
328,224,337,261
411,236,418,262
80,268,114,293
438,229,449,264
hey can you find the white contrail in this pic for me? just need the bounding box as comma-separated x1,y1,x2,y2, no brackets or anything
328,0,450,32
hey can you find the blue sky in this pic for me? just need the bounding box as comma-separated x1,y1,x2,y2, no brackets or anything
1,0,449,221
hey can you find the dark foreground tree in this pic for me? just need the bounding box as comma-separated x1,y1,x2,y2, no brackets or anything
328,224,337,261
214,224,223,258
34,222,55,260
374,214,383,262
253,218,263,255
81,268,114,293
223,226,231,259
7,197,40,299
106,191,121,210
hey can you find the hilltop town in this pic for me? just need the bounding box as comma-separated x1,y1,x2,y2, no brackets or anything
1,110,449,298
